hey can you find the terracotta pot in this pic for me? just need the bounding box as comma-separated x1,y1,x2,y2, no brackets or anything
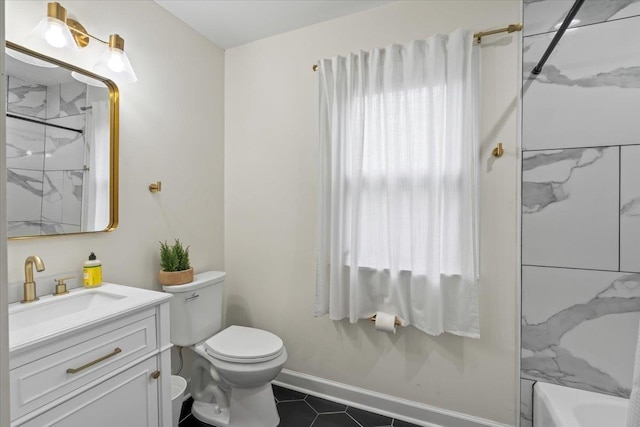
158,267,194,286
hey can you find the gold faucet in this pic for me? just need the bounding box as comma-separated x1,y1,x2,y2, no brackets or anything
22,256,45,303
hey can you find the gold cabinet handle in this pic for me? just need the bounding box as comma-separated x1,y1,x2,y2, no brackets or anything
151,370,161,379
66,347,122,374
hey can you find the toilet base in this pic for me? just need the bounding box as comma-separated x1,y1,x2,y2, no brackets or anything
192,383,280,427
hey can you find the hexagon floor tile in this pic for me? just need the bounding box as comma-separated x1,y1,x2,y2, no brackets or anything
179,384,421,427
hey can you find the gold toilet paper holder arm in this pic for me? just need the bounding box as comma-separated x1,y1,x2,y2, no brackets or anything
369,314,402,327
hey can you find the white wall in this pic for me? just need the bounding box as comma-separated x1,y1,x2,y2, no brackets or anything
5,1,225,289
225,1,520,425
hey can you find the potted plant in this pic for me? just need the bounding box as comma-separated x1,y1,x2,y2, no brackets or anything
158,239,194,286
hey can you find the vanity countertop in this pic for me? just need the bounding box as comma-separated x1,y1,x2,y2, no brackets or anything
9,283,172,354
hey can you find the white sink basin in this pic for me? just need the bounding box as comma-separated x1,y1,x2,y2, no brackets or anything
9,283,172,353
9,290,126,331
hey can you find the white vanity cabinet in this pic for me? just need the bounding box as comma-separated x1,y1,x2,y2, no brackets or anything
9,286,173,427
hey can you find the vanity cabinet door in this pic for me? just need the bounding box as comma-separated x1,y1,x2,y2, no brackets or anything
18,357,161,427
11,314,158,419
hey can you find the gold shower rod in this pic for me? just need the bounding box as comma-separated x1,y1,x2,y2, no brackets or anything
474,22,523,43
312,22,523,71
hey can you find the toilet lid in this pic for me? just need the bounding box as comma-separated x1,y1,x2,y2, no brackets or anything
204,325,284,364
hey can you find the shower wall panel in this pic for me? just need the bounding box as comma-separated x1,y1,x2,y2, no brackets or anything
520,1,640,426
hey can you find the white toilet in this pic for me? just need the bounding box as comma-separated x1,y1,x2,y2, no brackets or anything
162,271,287,427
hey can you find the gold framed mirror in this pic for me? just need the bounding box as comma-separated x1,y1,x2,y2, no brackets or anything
5,41,118,239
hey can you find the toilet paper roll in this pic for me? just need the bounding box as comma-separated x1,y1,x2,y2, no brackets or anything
374,311,397,334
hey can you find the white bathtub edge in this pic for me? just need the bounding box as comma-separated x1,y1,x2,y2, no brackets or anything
533,382,628,427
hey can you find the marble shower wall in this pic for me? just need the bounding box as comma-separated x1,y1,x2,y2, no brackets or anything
621,145,640,273
521,1,640,426
6,76,86,236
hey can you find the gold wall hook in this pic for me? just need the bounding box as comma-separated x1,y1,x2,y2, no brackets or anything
492,142,504,158
149,181,162,193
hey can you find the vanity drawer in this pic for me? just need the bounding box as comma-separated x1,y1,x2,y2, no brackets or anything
10,315,157,419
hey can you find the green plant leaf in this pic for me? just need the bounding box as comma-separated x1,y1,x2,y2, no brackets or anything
159,239,191,272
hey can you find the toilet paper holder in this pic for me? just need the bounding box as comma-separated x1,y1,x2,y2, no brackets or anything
369,314,401,327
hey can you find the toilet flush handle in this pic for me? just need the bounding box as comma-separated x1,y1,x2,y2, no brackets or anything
185,292,199,302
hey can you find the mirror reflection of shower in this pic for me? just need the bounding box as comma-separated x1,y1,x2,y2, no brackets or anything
5,44,112,237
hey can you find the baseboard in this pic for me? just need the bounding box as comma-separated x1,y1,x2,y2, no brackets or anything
274,369,511,427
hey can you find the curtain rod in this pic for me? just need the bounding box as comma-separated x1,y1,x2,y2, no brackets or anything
312,22,523,71
6,113,84,134
474,22,523,43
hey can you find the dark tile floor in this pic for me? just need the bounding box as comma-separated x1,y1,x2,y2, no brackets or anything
179,384,421,427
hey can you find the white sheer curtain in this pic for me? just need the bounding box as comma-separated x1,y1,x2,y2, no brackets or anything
82,99,110,231
315,30,480,337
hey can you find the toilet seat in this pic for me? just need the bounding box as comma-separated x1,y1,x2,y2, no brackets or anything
205,325,284,364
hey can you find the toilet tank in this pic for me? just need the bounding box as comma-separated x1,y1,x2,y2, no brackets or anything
162,271,226,346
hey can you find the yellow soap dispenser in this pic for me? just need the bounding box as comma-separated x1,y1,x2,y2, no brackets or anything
83,252,102,288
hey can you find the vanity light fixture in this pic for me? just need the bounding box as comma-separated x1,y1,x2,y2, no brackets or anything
93,34,138,83
30,2,79,50
31,2,137,83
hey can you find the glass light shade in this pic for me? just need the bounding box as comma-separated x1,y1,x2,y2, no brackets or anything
6,48,59,68
31,16,79,50
93,47,137,83
71,71,107,88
